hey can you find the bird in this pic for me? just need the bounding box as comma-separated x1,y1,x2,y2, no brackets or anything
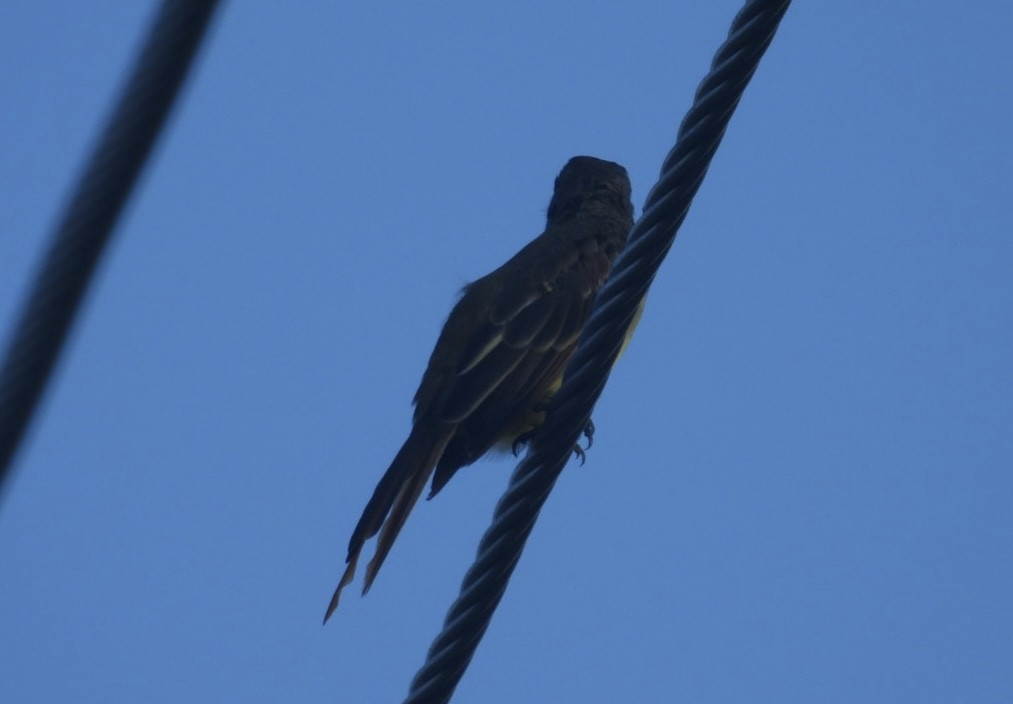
324,156,635,623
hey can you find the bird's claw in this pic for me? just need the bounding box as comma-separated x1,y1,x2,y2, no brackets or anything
571,419,595,466
572,443,587,465
512,431,532,457
514,418,595,464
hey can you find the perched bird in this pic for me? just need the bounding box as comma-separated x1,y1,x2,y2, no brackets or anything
325,156,635,623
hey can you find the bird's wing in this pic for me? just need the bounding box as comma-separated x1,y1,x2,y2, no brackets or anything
420,227,617,493
425,230,611,414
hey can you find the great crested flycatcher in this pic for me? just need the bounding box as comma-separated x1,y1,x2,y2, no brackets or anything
325,156,635,622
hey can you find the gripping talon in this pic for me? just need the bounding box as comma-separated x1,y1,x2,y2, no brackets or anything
572,443,587,465
570,418,595,465
512,431,532,457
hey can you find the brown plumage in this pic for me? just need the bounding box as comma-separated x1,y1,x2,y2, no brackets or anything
324,156,634,622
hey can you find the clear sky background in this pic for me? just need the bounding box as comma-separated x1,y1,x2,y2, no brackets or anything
2,3,1011,703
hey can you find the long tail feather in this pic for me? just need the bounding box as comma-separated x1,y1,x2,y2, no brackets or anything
363,462,436,593
324,423,453,623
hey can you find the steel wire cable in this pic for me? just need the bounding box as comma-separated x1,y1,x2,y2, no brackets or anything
0,1,221,501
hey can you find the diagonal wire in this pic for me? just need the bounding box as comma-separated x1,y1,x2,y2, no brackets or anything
403,1,792,701
0,0,222,503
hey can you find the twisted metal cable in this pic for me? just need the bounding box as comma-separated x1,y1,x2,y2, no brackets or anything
404,1,792,701
0,0,221,502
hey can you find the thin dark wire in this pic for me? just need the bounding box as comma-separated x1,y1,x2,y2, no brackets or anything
404,1,792,701
0,0,221,502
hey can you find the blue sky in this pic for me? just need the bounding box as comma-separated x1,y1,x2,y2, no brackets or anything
2,3,1011,702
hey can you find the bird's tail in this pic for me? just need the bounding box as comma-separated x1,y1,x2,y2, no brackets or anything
324,423,454,623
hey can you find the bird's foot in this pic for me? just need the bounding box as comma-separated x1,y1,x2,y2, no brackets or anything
572,419,595,466
511,400,553,456
512,417,594,464
512,431,533,457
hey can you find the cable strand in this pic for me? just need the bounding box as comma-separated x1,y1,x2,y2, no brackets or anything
0,0,221,501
